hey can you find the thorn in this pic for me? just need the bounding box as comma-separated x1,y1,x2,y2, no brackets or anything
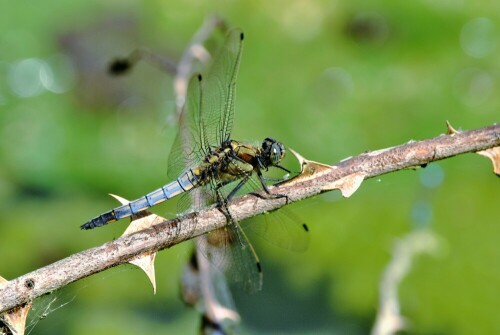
108,193,130,205
446,120,460,135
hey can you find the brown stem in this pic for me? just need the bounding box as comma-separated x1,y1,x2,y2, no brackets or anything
0,123,498,314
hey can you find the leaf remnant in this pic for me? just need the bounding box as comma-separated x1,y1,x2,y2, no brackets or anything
289,148,365,198
323,172,366,197
0,276,31,335
477,146,500,176
110,194,159,294
289,148,333,176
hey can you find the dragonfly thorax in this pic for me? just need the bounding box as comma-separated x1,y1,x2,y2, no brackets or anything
193,140,249,185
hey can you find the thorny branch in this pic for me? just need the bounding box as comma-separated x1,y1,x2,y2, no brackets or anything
0,122,499,314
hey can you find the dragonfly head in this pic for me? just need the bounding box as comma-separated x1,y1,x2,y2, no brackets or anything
262,137,286,167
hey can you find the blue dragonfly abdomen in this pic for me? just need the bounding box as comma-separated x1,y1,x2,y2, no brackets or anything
81,168,200,230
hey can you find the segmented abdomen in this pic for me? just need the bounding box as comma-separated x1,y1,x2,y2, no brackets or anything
80,168,201,229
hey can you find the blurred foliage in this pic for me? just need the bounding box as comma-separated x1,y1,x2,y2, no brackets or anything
0,1,499,334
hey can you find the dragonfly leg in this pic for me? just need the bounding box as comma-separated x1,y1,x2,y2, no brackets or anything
215,206,251,252
253,168,290,204
214,178,252,248
261,176,285,182
225,174,251,201
214,195,244,246
274,164,291,174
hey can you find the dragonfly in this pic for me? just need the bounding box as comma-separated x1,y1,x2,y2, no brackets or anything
81,28,308,292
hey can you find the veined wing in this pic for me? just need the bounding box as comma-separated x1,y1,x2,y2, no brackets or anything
194,177,263,293
202,28,244,146
200,176,308,294
167,28,244,183
243,206,310,253
167,29,263,293
167,74,205,180
166,29,245,217
218,169,310,252
204,223,263,294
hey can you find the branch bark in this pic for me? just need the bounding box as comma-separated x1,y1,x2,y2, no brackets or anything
0,123,499,314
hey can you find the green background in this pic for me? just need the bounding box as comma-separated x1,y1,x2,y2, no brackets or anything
1,1,499,334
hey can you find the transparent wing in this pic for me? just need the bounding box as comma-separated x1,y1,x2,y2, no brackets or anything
175,185,217,240
167,75,206,180
166,29,259,293
199,168,308,292
167,28,244,191
225,170,310,252
167,75,216,239
191,178,262,293
202,28,244,146
204,223,263,294
242,207,310,253
177,184,216,214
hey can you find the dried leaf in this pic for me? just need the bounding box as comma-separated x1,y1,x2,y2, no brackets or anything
0,276,31,335
128,253,157,294
323,172,366,197
477,146,500,176
110,194,159,294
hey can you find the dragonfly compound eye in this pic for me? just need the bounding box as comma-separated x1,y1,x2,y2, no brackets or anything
262,137,285,165
270,142,286,165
